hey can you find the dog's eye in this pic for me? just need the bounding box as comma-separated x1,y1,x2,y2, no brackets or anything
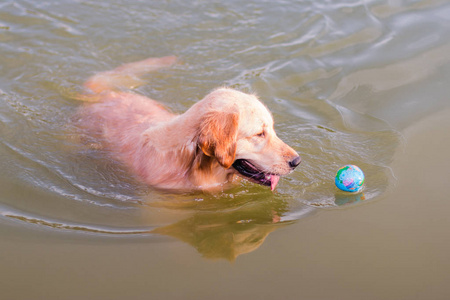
256,131,265,138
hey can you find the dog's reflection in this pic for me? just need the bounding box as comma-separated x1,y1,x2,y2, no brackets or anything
149,190,368,260
150,198,294,261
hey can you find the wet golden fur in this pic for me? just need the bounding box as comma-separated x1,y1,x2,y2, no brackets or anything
77,56,300,191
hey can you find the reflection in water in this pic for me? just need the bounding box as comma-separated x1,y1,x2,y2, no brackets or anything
152,209,284,261
154,219,277,261
334,192,365,207
151,190,304,261
1,195,319,261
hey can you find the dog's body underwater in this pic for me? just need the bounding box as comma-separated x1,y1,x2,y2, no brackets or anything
76,56,301,191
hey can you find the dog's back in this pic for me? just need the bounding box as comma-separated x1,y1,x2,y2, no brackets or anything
75,57,193,188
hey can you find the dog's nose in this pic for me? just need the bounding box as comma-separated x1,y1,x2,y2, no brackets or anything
289,156,302,169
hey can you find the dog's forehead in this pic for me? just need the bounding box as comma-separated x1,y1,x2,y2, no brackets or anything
241,97,272,121
205,88,273,129
237,95,274,133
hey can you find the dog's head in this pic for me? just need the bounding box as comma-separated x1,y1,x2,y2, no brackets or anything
197,88,301,190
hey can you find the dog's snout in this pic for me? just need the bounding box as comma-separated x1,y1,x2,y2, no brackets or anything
289,156,301,169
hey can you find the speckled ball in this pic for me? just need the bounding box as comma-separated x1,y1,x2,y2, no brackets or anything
335,165,365,192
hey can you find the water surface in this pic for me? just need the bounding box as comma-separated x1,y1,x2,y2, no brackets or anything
1,0,450,299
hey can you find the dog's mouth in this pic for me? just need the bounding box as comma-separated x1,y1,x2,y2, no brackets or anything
232,159,280,191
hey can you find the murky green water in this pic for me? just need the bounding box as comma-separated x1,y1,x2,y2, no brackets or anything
1,0,450,299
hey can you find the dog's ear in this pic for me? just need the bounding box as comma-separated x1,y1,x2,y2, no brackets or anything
198,110,239,169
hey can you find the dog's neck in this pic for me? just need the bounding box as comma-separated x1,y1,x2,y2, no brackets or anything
139,112,233,190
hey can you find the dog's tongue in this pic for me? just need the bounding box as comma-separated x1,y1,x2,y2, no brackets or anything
269,175,280,191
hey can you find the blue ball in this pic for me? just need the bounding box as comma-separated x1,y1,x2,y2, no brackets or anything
335,165,365,192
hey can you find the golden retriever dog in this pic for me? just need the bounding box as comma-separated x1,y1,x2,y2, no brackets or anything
77,56,301,191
